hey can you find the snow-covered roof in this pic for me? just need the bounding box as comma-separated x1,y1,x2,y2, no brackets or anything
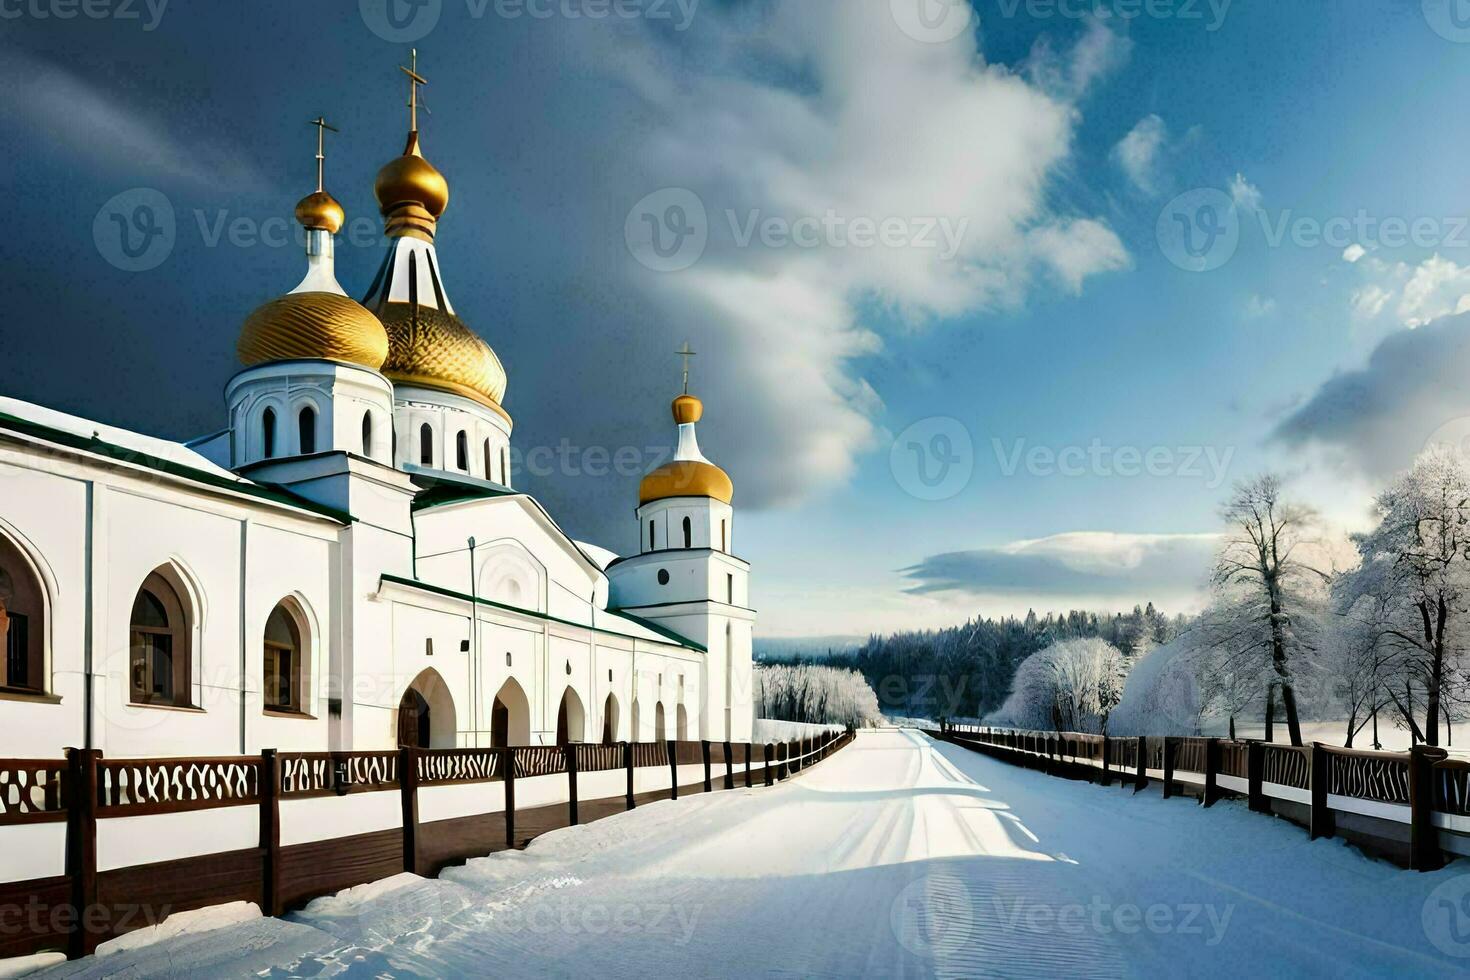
0,396,243,482
574,540,621,571
0,396,350,524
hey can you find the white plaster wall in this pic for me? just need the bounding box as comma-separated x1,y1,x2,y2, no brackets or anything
0,823,66,882
96,807,258,872
279,791,401,847
418,781,507,823
0,454,88,755
393,388,511,484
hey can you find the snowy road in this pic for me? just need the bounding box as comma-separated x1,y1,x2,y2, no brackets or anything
41,730,1470,978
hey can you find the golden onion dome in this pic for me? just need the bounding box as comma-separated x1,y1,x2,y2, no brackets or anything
238,292,390,370
376,301,509,418
294,190,345,234
375,132,449,220
672,393,704,424
639,460,733,505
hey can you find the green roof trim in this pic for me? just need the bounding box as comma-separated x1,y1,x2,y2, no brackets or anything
606,607,716,650
0,410,353,525
408,471,519,512
380,573,706,653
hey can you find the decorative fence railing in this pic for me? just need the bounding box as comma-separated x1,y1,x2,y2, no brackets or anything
936,722,1465,874
0,729,854,963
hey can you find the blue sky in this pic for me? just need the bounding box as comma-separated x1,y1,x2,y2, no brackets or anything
4,1,1470,636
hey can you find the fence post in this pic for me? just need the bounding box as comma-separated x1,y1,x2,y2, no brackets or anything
1203,738,1220,808
724,741,735,789
744,743,753,788
399,746,420,873
667,740,679,800
259,749,280,917
1409,744,1448,872
701,739,712,792
65,747,100,959
1161,737,1176,800
778,742,789,781
764,743,774,786
1099,737,1111,787
565,743,579,827
1247,740,1267,813
504,747,517,849
1309,742,1334,841
624,742,635,811
1134,736,1147,793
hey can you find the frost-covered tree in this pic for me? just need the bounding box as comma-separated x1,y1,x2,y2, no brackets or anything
988,638,1128,734
755,664,882,728
1200,474,1329,746
1333,450,1470,747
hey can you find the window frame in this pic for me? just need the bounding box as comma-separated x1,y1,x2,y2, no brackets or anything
129,572,193,708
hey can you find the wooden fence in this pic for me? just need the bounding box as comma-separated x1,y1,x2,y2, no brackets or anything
0,730,854,962
936,722,1468,873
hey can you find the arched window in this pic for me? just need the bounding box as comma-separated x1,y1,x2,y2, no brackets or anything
682,516,692,549
501,448,511,487
129,571,190,706
677,703,689,742
419,423,434,466
298,406,316,455
557,687,586,745
483,439,493,481
721,519,728,553
456,431,469,471
361,412,373,458
602,692,619,745
0,537,45,694
654,702,667,742
649,521,656,552
263,602,306,713
261,408,277,459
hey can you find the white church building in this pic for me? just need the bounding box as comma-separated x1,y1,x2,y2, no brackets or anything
0,72,754,760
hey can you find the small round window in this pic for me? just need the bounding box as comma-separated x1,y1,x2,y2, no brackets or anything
657,569,670,585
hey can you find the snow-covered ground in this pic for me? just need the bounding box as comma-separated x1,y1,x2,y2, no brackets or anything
32,730,1470,978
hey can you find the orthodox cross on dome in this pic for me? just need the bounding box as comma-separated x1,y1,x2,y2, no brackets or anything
309,116,338,193
399,48,429,132
676,341,696,395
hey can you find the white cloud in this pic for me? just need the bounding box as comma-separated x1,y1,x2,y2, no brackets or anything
1351,284,1392,319
1024,17,1133,100
1112,114,1168,195
1027,219,1132,292
600,5,1132,507
1398,254,1470,327
1229,173,1262,212
1343,243,1366,263
902,531,1219,603
1273,310,1470,481
0,48,263,191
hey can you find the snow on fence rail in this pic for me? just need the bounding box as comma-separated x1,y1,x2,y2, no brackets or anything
0,730,855,964
936,722,1462,873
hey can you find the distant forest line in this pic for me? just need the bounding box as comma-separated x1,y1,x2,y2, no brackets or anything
759,605,1182,721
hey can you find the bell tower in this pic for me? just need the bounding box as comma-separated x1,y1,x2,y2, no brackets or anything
606,346,754,741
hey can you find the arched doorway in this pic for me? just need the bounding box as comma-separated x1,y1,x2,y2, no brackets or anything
654,702,667,742
602,693,620,744
556,687,586,745
676,703,689,742
491,676,530,747
397,668,457,748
